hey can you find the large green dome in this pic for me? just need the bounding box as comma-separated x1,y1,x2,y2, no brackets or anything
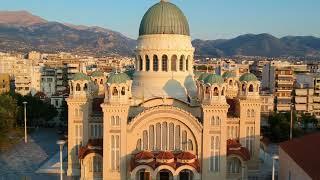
139,1,190,36
107,73,131,84
204,74,224,85
239,73,258,82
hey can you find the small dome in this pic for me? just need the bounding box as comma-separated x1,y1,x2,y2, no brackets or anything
198,72,210,81
135,151,154,162
107,73,131,84
222,71,236,79
156,151,175,160
194,71,203,79
73,72,90,81
176,151,196,161
204,74,224,85
91,71,104,77
239,73,258,82
139,1,190,36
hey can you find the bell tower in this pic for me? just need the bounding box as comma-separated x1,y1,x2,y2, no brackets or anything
101,72,132,180
66,73,93,176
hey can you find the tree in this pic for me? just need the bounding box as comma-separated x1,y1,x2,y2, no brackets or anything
299,114,318,132
0,94,18,130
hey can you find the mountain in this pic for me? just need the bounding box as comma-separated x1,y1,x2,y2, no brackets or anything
0,11,136,56
192,34,320,57
0,11,320,57
0,11,47,26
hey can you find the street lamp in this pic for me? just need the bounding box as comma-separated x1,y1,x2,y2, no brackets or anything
23,101,27,143
290,103,294,140
57,139,66,180
272,155,279,180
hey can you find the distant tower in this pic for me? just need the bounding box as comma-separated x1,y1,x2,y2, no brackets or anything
101,72,132,180
91,71,106,97
222,71,239,98
66,72,93,176
199,74,229,179
237,73,261,173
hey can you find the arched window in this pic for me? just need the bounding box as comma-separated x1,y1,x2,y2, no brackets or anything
206,87,210,94
179,55,184,71
100,79,103,85
186,57,189,71
247,109,251,117
111,116,115,126
115,116,120,126
136,138,142,151
251,109,255,117
143,130,148,150
153,55,159,71
94,79,98,84
121,87,126,95
216,116,220,126
76,83,81,91
188,139,193,151
93,156,102,172
229,80,233,86
228,157,241,173
139,56,143,71
182,130,187,151
249,84,254,92
156,123,161,150
149,125,154,150
171,55,177,71
83,83,88,91
112,87,118,96
242,84,246,91
175,125,181,150
162,122,168,150
211,116,215,125
213,87,219,96
162,55,168,72
145,55,150,71
169,123,174,150
221,87,225,96
70,84,73,91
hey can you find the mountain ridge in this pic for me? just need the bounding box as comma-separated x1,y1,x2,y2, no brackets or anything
0,11,320,57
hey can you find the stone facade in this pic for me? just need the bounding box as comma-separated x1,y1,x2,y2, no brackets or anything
66,1,261,180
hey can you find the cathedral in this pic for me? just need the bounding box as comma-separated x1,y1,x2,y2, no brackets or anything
66,1,261,179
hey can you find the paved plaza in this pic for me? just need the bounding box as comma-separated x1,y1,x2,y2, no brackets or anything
0,128,69,180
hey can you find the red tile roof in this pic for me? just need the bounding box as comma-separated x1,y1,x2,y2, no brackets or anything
227,139,250,161
78,139,103,159
280,133,320,180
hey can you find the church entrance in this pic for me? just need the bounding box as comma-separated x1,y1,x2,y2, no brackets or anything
157,169,173,180
179,170,193,180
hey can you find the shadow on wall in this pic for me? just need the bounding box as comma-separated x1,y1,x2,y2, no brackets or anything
163,79,187,99
184,75,197,98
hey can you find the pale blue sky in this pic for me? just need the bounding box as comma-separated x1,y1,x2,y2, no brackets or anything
1,0,320,40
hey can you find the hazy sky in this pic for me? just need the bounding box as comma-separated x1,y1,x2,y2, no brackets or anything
1,0,320,40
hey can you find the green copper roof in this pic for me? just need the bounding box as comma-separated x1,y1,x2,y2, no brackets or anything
91,71,104,77
204,74,224,85
194,71,203,79
107,73,131,84
139,1,190,36
222,71,236,79
73,72,90,81
239,73,258,82
198,72,210,81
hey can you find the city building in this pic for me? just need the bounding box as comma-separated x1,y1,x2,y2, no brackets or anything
294,74,314,115
262,62,294,111
66,1,261,180
41,67,57,97
279,133,320,180
0,73,10,94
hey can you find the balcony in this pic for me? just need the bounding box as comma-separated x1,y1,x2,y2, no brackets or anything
277,104,291,111
314,96,320,102
295,97,307,104
67,69,79,74
295,104,307,111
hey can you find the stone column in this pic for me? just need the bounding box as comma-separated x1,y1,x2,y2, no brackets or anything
142,55,146,71
159,54,163,72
